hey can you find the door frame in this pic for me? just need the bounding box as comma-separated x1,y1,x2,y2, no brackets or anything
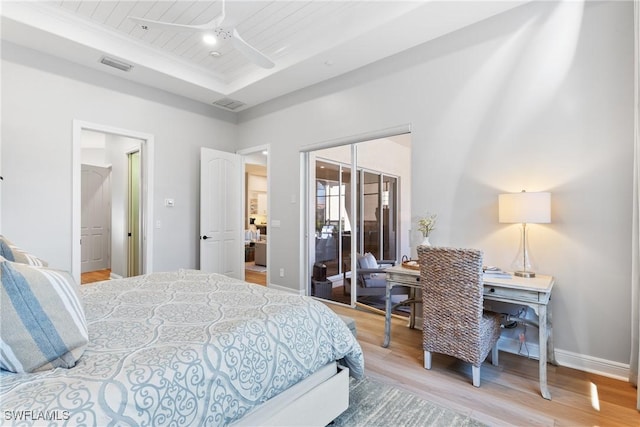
72,120,154,284
237,144,270,285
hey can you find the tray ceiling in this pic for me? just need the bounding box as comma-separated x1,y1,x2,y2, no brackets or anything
1,1,528,111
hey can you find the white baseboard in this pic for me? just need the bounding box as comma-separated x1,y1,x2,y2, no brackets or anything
497,337,629,381
267,282,304,295
554,348,630,381
110,272,123,280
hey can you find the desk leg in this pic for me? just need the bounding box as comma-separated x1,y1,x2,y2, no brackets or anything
539,304,551,400
383,283,392,348
408,287,416,329
547,298,557,365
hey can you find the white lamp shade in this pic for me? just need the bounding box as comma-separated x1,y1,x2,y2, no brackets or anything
499,191,551,224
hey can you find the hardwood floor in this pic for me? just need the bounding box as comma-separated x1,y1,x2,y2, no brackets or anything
244,264,267,286
81,269,111,284
327,303,639,427
82,268,269,286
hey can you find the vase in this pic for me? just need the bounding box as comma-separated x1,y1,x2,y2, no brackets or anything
421,235,431,246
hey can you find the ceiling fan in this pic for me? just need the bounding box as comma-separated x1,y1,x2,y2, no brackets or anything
129,0,275,69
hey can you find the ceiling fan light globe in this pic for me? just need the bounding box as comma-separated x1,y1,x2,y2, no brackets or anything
202,33,217,46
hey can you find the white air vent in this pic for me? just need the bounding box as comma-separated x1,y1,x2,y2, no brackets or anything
99,56,133,72
213,98,246,111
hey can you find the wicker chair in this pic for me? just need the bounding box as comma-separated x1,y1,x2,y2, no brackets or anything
417,246,501,387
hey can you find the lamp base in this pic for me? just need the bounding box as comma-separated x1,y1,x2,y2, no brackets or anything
514,270,536,278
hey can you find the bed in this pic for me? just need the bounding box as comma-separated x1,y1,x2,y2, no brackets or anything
0,268,364,426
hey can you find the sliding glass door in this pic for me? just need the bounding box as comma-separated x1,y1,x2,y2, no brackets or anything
309,143,399,306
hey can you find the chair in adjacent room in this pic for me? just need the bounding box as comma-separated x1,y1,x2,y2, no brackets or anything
342,252,396,297
417,246,501,387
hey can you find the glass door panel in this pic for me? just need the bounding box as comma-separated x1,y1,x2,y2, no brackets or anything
340,165,352,279
312,157,353,305
381,175,397,261
362,171,381,259
315,161,340,278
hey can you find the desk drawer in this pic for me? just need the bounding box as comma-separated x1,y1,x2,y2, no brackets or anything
386,272,420,286
483,285,540,302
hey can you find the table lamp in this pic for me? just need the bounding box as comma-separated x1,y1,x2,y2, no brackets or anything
498,190,551,278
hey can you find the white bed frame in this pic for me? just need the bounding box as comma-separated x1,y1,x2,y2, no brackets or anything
232,362,349,426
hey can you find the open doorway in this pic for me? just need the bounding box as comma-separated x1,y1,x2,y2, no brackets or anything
304,132,412,314
78,129,143,283
241,147,269,286
72,120,154,285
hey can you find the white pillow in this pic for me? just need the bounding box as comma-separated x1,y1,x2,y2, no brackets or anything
361,253,378,269
0,235,48,267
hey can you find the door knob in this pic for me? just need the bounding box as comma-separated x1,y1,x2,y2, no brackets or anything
202,235,209,240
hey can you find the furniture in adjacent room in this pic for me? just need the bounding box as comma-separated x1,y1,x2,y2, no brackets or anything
312,279,334,299
256,224,267,236
342,252,397,297
244,243,255,262
254,240,267,266
315,225,337,263
383,253,556,399
418,246,501,388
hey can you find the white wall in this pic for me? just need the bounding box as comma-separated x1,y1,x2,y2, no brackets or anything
81,129,108,167
237,1,634,368
1,41,237,273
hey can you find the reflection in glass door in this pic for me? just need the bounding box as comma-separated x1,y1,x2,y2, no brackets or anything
357,171,397,262
313,160,352,304
361,171,381,259
382,175,398,261
310,151,398,306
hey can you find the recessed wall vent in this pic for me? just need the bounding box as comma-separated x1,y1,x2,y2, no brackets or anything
213,98,246,111
99,56,133,72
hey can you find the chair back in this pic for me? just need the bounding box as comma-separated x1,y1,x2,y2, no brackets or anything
417,246,486,363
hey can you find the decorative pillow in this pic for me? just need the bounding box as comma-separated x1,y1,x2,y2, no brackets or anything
0,235,48,267
362,252,379,269
0,258,88,373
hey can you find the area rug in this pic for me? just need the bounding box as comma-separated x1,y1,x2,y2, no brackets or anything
245,263,267,273
332,377,486,427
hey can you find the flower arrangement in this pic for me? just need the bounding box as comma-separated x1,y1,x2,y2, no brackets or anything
417,213,437,237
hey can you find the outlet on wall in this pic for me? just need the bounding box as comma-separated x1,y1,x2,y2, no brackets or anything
279,268,284,277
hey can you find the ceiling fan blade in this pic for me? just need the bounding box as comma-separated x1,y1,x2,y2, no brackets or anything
128,16,212,32
232,28,275,69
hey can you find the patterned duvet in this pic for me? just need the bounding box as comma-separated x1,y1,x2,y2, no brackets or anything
0,270,364,426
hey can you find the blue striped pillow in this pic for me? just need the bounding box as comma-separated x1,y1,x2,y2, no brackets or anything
0,235,48,267
0,257,88,373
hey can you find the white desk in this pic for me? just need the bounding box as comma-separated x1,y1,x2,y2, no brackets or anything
383,264,556,399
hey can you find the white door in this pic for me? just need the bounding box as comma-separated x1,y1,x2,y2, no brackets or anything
81,164,111,273
200,147,243,278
